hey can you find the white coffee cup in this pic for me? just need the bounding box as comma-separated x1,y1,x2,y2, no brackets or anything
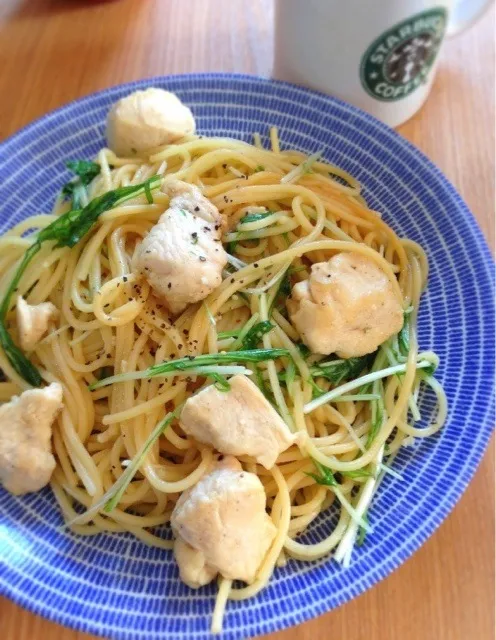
273,0,492,127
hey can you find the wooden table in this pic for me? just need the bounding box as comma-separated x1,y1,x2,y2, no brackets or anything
0,1,494,639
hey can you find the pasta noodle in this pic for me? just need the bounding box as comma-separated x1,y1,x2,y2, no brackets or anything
0,127,446,632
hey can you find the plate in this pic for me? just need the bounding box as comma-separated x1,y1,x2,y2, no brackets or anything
0,74,494,640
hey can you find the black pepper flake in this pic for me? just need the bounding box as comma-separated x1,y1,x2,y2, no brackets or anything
254,263,259,268
199,256,206,262
203,226,211,232
182,329,189,336
178,344,183,349
223,196,228,203
222,164,227,169
106,353,111,359
123,276,128,282
194,206,200,212
128,297,133,302
161,323,166,328
214,224,220,230
167,282,172,289
230,278,235,283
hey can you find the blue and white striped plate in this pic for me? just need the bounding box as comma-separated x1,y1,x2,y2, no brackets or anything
0,74,494,640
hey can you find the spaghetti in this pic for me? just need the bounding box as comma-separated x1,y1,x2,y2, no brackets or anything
0,127,447,632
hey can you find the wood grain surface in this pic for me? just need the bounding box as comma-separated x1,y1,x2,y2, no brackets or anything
0,1,494,639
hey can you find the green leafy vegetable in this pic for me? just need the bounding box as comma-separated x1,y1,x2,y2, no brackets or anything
339,468,374,480
281,151,322,184
104,409,178,513
306,458,339,487
228,211,275,252
41,175,161,249
241,321,274,350
304,357,436,415
89,348,290,389
66,160,101,184
310,353,375,386
239,211,273,225
296,342,311,358
306,459,371,532
366,381,384,448
254,165,265,172
398,309,412,357
308,377,326,399
217,329,240,340
228,235,240,253
210,373,231,392
254,365,277,406
356,514,369,546
285,360,296,390
62,160,101,209
0,175,161,386
422,362,437,376
0,243,46,385
268,268,291,316
0,322,41,386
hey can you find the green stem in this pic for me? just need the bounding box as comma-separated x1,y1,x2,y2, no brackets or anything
304,359,434,414
90,348,289,390
0,242,41,319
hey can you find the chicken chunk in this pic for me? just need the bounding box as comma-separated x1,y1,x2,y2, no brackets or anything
0,383,63,495
171,455,276,587
287,253,403,357
180,374,297,469
106,88,196,156
16,297,58,352
173,537,217,589
134,180,227,314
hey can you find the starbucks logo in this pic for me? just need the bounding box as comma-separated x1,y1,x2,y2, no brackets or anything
360,8,448,102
